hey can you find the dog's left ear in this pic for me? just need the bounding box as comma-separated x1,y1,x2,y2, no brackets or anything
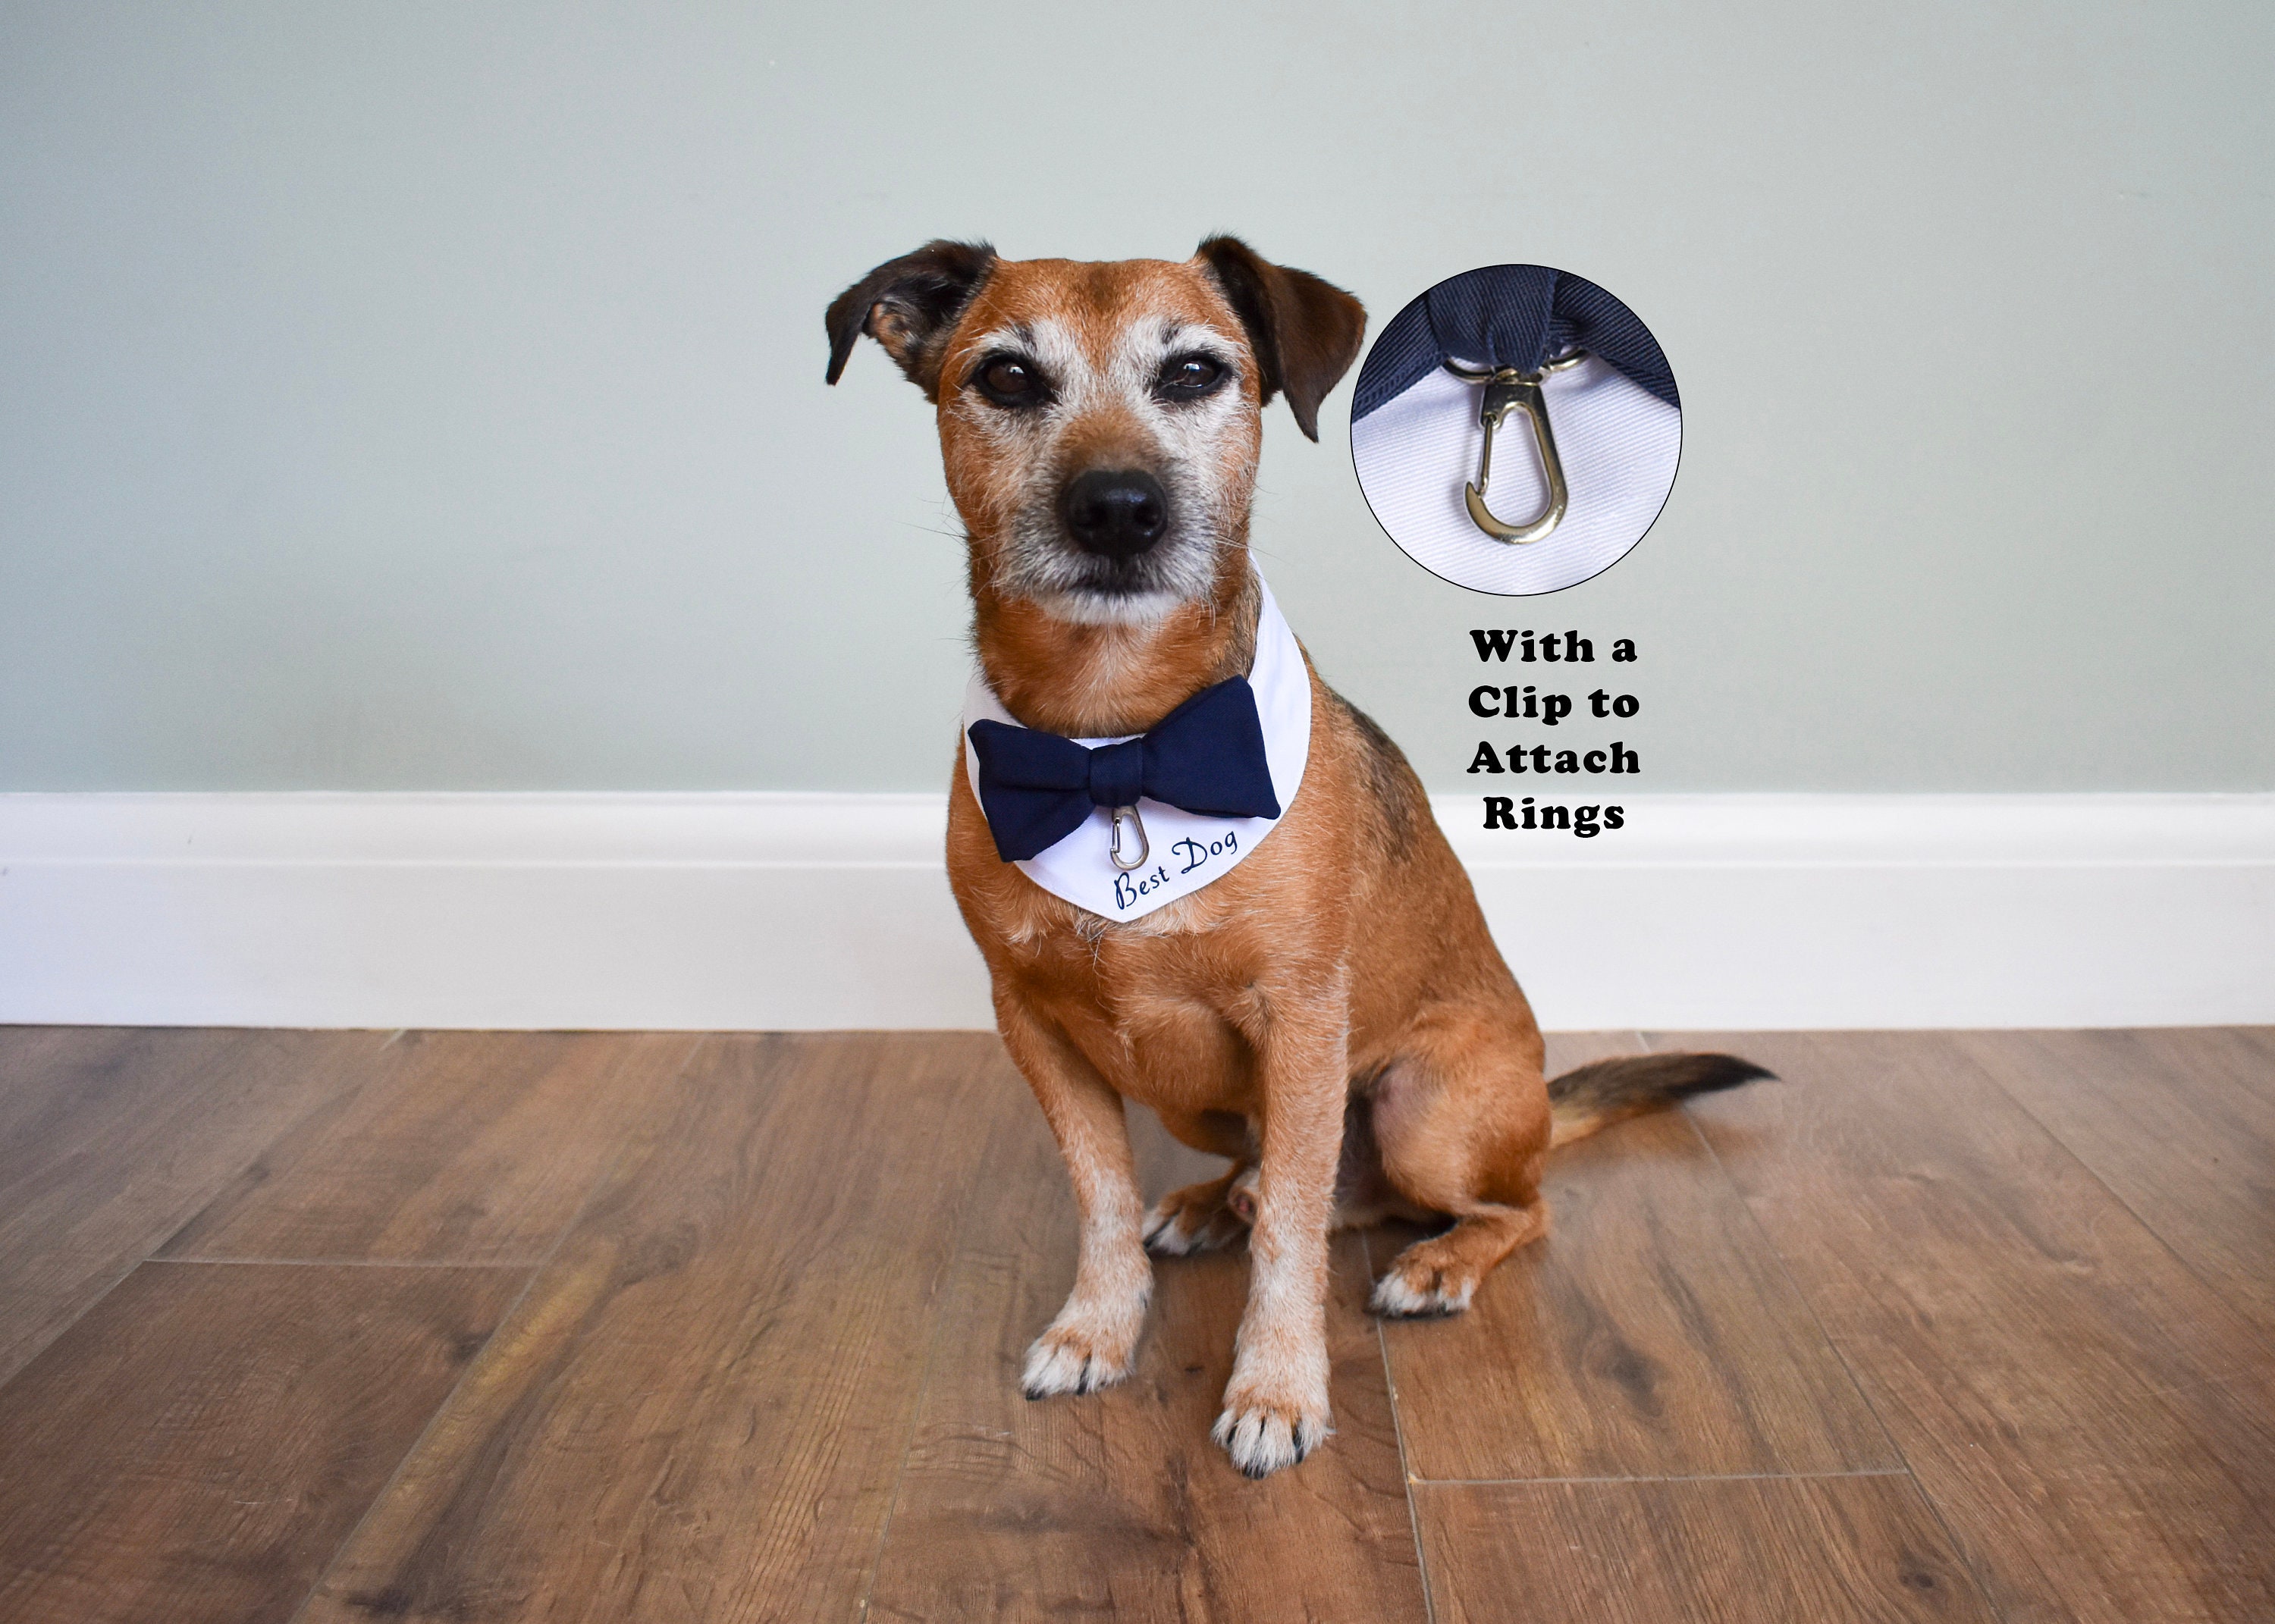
825,240,998,397
1194,237,1367,442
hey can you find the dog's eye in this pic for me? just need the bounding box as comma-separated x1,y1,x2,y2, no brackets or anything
1156,354,1227,400
974,356,1050,408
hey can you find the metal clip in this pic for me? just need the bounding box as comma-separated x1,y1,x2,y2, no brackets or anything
1447,352,1584,544
1108,804,1150,871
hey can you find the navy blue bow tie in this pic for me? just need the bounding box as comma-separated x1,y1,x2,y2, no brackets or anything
967,677,1282,863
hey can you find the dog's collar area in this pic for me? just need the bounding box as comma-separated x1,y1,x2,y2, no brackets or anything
961,572,1312,922
1352,268,1673,548
966,676,1282,866
1348,268,1682,595
1354,265,1677,424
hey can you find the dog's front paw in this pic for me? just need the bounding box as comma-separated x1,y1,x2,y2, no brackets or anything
1141,1168,1257,1256
1211,1368,1332,1478
1021,1300,1144,1399
1370,1236,1480,1318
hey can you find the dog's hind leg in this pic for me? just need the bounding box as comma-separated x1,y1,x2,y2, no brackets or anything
1142,1108,1254,1256
995,994,1154,1399
1147,1090,1439,1256
1367,1011,1555,1318
1370,1200,1549,1317
1142,1163,1253,1256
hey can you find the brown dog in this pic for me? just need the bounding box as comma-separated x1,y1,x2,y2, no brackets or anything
826,237,1765,1477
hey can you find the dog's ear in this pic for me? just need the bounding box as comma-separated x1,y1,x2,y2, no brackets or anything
1194,237,1367,442
824,240,998,397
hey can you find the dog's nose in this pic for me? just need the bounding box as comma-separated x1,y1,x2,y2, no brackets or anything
1062,469,1169,559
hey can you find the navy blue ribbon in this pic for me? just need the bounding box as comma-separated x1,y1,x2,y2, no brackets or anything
1352,265,1678,420
967,677,1281,863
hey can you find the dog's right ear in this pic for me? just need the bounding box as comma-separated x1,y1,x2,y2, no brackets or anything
824,240,997,398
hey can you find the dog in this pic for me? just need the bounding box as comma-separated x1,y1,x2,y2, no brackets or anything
825,236,1766,1478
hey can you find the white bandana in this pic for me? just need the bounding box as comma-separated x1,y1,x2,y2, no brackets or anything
961,575,1312,921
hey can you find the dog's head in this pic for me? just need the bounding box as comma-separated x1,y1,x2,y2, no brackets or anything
826,238,1364,626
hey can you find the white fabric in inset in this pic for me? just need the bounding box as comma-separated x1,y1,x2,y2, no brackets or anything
960,573,1311,923
1351,356,1680,595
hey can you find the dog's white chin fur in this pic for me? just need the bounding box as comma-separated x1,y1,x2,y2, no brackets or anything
1028,586,1192,628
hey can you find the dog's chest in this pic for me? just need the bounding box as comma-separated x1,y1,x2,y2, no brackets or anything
1003,901,1266,1112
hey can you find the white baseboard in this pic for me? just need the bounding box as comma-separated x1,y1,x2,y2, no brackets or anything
2,792,2270,1031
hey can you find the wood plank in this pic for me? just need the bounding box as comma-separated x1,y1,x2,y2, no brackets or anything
1380,1032,1894,1481
1417,1475,1997,1623
160,1030,701,1264
0,1025,384,1386
864,1095,1427,1623
1952,1027,2275,1343
0,1259,523,1624
298,1031,1012,1624
1665,1029,2275,1623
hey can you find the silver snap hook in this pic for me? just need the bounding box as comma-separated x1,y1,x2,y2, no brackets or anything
1108,804,1150,871
1446,351,1583,544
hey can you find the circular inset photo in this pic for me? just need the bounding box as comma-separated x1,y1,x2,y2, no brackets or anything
1350,265,1680,594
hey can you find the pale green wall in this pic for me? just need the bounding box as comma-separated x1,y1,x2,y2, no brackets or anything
3,2,2269,792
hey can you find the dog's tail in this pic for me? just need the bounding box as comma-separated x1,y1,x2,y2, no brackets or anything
1548,1052,1774,1149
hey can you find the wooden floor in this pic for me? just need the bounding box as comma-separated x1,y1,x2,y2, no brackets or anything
0,1027,2268,1622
